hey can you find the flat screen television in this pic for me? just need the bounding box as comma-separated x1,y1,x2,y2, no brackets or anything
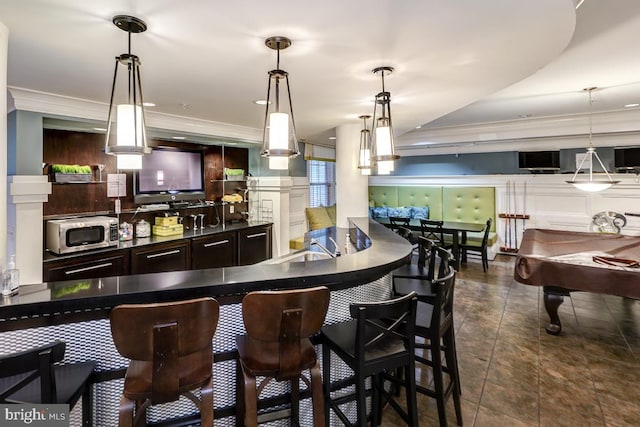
518,151,560,171
134,147,205,204
614,147,640,170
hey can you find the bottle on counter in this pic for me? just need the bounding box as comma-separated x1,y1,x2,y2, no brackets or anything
344,234,350,255
2,255,19,296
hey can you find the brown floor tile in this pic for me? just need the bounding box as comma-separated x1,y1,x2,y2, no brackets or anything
599,394,640,427
480,380,539,424
474,405,538,427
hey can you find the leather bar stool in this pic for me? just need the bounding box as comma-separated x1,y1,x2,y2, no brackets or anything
110,297,220,427
235,286,330,427
394,246,462,427
320,292,419,426
0,340,95,426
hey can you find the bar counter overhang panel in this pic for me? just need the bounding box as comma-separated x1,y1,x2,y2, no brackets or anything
0,218,412,426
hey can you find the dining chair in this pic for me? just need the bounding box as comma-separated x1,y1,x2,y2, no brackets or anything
419,219,454,250
459,218,492,272
0,340,95,426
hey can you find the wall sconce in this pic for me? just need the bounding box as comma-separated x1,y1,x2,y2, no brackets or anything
260,36,300,170
357,115,372,175
104,15,151,170
371,66,399,175
566,87,619,192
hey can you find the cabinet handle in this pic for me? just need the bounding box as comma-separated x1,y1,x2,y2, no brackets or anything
146,249,181,259
246,232,266,239
65,262,113,275
203,239,229,248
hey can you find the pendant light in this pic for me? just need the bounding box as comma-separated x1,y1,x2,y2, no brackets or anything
371,66,399,175
357,115,372,175
104,15,151,170
260,36,300,170
566,87,619,192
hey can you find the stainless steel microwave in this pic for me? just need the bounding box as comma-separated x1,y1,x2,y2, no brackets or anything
46,216,119,254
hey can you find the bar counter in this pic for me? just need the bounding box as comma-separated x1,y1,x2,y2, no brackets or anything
0,218,412,426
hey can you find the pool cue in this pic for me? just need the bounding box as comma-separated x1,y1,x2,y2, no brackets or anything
513,181,518,251
506,180,511,250
523,181,527,231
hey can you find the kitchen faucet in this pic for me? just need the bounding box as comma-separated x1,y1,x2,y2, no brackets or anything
310,238,340,258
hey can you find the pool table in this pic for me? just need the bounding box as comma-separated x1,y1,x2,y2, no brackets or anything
514,228,640,334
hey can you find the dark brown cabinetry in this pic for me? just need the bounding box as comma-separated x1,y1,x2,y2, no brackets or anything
43,225,272,282
43,249,130,282
131,240,190,275
237,225,272,266
191,231,237,269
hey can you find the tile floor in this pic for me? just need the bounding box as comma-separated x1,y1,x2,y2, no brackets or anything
381,254,640,427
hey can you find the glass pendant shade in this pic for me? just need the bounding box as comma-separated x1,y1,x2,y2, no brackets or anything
104,15,151,170
370,67,399,175
260,36,300,170
357,115,372,175
566,88,619,192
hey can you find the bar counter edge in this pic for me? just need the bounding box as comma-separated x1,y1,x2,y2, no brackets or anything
0,218,412,332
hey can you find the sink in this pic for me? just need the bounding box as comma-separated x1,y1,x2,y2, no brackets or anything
261,250,333,265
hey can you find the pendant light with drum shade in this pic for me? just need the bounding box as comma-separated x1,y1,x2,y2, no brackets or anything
357,115,372,175
104,15,151,170
260,36,300,170
566,87,619,192
371,67,399,175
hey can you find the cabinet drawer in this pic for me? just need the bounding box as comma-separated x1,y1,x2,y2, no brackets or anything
191,231,237,269
131,241,190,275
237,226,272,266
44,250,130,282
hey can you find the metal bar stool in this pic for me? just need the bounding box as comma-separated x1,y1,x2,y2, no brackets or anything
320,292,419,426
110,297,220,427
235,286,330,427
0,340,95,426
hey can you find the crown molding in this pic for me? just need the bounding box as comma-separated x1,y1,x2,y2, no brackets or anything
398,108,640,155
7,87,262,143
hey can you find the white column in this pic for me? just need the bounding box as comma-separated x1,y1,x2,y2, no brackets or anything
335,123,369,228
247,176,293,258
0,22,8,270
8,176,51,285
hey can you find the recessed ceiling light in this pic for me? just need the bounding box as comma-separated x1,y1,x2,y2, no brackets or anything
93,127,107,132
254,99,270,105
415,125,422,129
624,103,639,108
143,102,156,107
328,136,337,140
172,136,186,140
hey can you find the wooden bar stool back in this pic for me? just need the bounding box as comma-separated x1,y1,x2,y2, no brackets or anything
236,286,330,427
110,297,220,427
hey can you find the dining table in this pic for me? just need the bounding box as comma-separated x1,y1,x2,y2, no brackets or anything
375,217,486,268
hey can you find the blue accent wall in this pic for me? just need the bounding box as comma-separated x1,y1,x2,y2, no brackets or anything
393,147,616,176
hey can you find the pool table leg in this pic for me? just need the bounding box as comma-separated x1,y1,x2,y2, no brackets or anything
543,287,565,335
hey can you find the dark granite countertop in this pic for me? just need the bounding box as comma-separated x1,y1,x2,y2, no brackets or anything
1,218,412,331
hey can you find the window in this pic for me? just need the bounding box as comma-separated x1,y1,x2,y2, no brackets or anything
308,160,335,208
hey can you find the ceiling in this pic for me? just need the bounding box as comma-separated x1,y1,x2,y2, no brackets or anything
1,0,639,153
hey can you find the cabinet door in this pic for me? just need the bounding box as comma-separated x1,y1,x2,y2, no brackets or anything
237,225,272,266
44,250,130,282
191,231,237,269
131,241,190,275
